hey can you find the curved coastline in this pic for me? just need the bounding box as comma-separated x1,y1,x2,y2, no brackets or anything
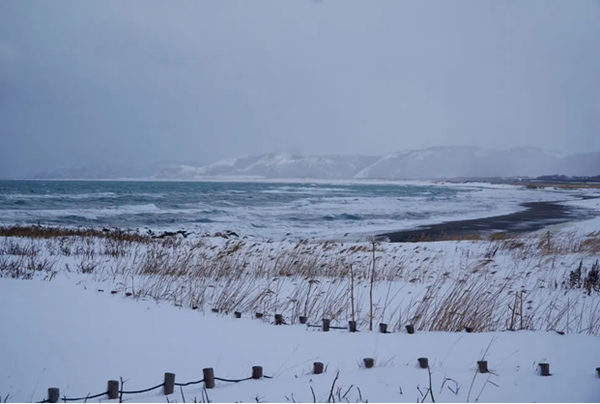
378,199,595,243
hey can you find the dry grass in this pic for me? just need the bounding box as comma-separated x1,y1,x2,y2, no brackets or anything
0,225,150,243
581,232,600,254
2,226,600,334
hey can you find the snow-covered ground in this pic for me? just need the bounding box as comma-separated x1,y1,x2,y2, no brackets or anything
1,191,599,402
2,278,599,403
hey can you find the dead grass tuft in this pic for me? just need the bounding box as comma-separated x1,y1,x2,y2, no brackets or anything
0,225,150,243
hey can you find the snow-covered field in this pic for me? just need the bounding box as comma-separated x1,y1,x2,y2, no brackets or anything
2,278,599,403
1,194,600,402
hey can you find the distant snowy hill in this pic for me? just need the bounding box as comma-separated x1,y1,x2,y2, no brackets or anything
354,147,594,179
31,147,600,180
32,162,196,180
156,154,379,180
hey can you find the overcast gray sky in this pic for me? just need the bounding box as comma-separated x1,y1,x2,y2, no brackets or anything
1,1,599,177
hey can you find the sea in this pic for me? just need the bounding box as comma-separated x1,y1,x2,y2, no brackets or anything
0,180,571,241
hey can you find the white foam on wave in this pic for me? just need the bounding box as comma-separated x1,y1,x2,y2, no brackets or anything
0,204,162,221
259,186,352,195
0,182,586,241
2,192,118,200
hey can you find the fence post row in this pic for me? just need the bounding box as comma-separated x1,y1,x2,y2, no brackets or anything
38,350,584,402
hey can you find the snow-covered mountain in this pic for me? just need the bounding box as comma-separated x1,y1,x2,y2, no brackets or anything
155,154,379,180
30,147,600,180
354,147,593,179
158,147,599,180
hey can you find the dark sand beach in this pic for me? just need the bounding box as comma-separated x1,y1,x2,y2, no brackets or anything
379,199,595,242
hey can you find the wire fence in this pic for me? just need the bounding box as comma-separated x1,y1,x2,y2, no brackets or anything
36,367,273,403
32,313,412,403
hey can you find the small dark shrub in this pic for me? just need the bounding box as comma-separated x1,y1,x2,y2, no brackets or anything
583,261,600,296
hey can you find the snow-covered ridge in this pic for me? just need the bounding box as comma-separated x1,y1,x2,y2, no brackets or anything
30,147,600,180
355,147,596,179
156,154,380,180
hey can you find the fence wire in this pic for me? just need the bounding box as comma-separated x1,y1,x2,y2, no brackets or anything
61,391,108,402
175,379,204,387
214,376,253,383
37,372,273,403
120,382,165,395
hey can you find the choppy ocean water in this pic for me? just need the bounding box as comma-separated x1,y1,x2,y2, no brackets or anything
0,180,567,240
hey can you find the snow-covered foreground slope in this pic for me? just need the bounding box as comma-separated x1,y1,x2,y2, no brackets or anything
1,277,599,403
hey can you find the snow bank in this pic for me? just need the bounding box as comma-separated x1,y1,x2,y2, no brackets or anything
1,278,599,403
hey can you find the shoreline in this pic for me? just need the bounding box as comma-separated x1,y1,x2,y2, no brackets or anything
0,199,595,243
378,199,597,243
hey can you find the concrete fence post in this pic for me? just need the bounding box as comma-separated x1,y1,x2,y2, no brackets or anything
164,372,176,395
252,366,263,379
107,380,119,400
313,362,324,374
47,388,60,403
203,368,215,389
418,358,429,369
275,314,284,325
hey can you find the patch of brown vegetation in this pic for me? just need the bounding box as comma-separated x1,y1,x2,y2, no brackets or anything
581,232,600,254
0,225,150,243
520,182,600,190
409,233,483,242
